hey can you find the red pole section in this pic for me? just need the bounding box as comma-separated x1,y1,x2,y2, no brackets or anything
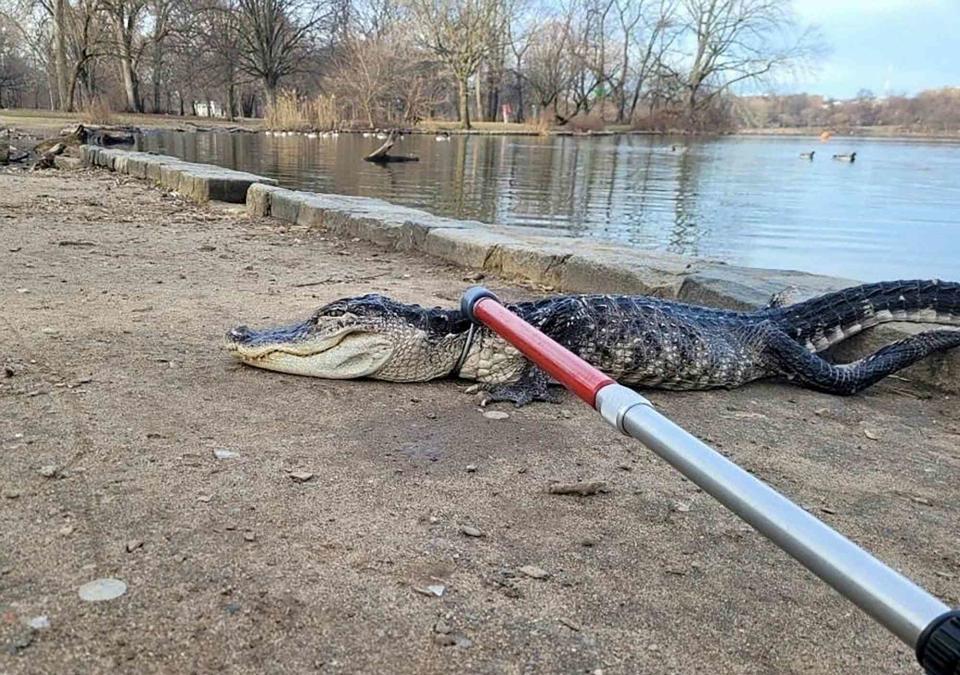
469,294,614,408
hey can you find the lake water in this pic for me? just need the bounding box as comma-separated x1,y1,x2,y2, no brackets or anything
137,131,960,282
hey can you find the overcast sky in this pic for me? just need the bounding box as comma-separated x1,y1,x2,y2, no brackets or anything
783,0,960,98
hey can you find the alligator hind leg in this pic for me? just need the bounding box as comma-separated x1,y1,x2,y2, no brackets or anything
481,366,563,407
762,323,960,395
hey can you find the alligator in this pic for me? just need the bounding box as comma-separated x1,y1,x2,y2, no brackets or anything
225,279,960,406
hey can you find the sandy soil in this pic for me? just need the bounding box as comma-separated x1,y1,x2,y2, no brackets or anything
1,167,958,674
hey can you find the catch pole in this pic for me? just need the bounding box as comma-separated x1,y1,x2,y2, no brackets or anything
461,287,959,674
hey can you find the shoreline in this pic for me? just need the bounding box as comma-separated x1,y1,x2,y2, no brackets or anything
4,108,958,142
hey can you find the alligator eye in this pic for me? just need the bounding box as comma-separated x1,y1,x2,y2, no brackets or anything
228,325,252,343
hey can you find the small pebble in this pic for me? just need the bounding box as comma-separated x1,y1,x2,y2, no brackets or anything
213,449,238,460
483,410,509,420
460,525,482,538
243,531,256,542
548,480,608,496
78,578,127,602
413,584,446,597
37,465,59,478
125,539,144,552
289,470,314,483
518,565,550,580
673,501,691,513
2,489,20,499
863,428,880,441
28,616,50,631
197,494,213,503
465,464,477,473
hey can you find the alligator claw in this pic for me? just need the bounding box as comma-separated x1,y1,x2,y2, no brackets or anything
480,367,562,407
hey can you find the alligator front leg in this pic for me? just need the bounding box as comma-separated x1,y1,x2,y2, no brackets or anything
481,366,563,407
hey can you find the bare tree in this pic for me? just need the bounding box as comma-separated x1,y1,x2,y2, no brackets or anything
0,15,31,105
405,0,510,128
625,0,678,120
100,0,148,110
676,0,818,122
504,6,535,121
522,15,575,121
230,0,328,105
63,0,109,110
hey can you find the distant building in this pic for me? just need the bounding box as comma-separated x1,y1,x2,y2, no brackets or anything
194,100,225,118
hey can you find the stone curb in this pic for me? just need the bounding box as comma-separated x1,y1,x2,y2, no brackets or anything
80,145,276,202
81,148,958,393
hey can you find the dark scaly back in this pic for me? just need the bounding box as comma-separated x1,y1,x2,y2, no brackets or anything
315,294,471,341
768,280,960,351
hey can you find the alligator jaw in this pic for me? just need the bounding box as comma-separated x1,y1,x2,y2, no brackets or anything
225,322,395,379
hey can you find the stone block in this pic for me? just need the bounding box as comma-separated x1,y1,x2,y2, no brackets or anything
421,228,520,270
246,183,288,217
679,264,858,310
53,156,82,170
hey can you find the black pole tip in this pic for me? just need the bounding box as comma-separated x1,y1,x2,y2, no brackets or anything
461,287,499,324
917,609,960,675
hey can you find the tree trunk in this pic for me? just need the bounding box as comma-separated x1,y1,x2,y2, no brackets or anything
457,77,471,130
514,63,525,122
228,81,237,119
66,62,83,112
486,73,499,121
119,55,141,112
262,76,278,109
473,73,484,123
54,0,69,111
152,48,162,113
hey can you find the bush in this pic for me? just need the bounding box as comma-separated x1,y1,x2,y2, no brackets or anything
566,113,605,133
81,97,114,125
264,91,343,131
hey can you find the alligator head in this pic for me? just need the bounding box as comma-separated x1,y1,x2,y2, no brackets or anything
225,294,471,381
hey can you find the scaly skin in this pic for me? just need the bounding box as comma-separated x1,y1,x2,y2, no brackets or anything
225,280,960,405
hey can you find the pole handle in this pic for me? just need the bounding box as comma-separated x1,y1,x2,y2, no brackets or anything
917,609,960,675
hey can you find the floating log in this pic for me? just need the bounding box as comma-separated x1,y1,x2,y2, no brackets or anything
363,130,419,164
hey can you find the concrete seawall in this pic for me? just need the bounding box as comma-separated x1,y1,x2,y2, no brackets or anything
81,146,958,392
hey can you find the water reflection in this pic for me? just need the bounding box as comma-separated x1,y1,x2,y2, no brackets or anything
137,131,960,281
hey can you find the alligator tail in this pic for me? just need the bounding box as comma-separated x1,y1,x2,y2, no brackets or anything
771,279,960,352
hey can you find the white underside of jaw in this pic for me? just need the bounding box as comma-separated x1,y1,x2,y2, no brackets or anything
235,333,396,379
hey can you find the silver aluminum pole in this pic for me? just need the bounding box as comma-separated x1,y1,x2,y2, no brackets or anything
596,384,952,651
463,287,960,673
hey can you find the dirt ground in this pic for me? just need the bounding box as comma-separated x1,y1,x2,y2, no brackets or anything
1,167,958,675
